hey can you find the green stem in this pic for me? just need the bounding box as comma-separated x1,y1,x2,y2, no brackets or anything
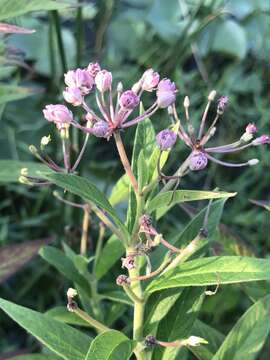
51,10,67,73
80,205,90,256
74,307,109,333
76,0,83,67
48,13,56,91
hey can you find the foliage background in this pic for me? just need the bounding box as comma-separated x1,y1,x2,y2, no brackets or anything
0,0,270,358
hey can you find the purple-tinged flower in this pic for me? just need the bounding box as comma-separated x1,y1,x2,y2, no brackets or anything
141,69,160,92
63,87,83,106
157,78,176,93
119,90,140,110
139,214,152,229
64,68,94,95
156,129,177,150
252,135,270,146
189,151,208,171
116,275,130,286
217,96,228,114
91,120,109,138
95,69,112,92
246,123,257,134
121,255,135,270
43,104,73,129
87,62,101,77
156,78,176,108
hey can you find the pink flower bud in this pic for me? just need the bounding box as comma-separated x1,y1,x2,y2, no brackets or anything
116,275,130,286
252,135,270,146
189,151,208,171
156,129,177,150
119,90,140,110
217,96,228,114
95,69,112,92
64,68,94,95
87,62,101,77
63,87,83,106
245,123,257,134
43,104,73,129
91,120,109,138
156,78,176,108
141,68,160,91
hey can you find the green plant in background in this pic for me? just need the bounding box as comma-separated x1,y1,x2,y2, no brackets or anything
1,0,270,359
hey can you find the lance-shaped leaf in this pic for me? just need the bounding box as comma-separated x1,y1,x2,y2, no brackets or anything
43,173,129,239
0,0,72,21
190,320,225,360
0,160,53,183
147,190,236,214
10,355,58,360
0,238,52,284
0,84,39,104
0,298,91,359
146,256,270,294
85,330,135,360
212,294,270,360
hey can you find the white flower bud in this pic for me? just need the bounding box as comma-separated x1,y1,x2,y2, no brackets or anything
248,159,259,166
40,135,51,147
186,336,208,347
67,288,78,299
183,96,190,108
208,90,216,101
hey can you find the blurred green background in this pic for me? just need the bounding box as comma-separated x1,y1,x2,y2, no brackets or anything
0,0,270,358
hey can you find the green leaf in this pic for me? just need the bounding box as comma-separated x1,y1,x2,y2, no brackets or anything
0,84,37,104
0,298,91,359
94,234,125,280
99,291,133,306
10,355,59,360
39,246,91,293
190,320,225,360
147,190,236,214
144,288,181,335
108,340,137,360
0,160,52,183
146,256,270,294
0,238,52,284
0,0,72,20
44,173,129,239
137,150,148,191
212,294,270,360
85,330,133,360
109,174,129,206
212,20,247,59
154,288,204,360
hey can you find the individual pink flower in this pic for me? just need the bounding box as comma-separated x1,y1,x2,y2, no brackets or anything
156,78,176,108
189,151,208,171
95,69,112,92
141,68,160,91
119,90,140,110
64,68,94,95
63,87,83,106
121,255,135,270
246,123,257,134
91,120,109,138
43,104,73,129
252,135,270,146
156,129,177,150
87,62,101,77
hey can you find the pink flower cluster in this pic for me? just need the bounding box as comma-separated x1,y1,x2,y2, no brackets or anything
43,63,177,138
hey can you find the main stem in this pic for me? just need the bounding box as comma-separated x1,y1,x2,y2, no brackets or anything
114,131,139,194
80,205,90,255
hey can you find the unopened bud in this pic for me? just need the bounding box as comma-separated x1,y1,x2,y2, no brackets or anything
185,336,208,347
29,145,38,155
208,90,216,101
19,176,33,186
252,135,270,146
20,168,28,176
183,96,190,108
67,288,78,299
248,159,259,166
144,335,157,348
116,274,130,286
40,135,51,148
131,81,142,94
117,81,123,93
240,132,253,143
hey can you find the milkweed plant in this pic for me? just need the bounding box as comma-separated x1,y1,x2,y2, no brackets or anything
2,62,270,360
